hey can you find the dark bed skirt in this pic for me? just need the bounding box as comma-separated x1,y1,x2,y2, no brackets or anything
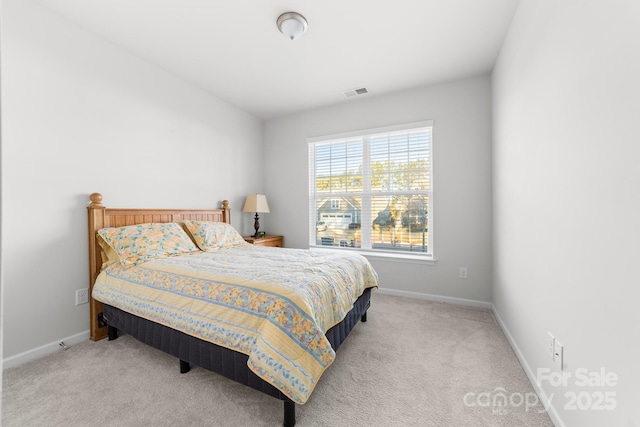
101,287,372,402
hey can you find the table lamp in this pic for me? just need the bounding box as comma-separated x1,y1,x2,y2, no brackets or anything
242,194,270,237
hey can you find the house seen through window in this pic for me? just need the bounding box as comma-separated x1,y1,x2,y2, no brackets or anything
308,121,433,256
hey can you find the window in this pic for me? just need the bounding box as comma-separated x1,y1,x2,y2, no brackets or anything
308,121,433,257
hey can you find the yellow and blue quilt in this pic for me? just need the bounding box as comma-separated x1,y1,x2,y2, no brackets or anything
93,245,377,404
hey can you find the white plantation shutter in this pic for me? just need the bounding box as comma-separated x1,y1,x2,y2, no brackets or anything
308,121,433,257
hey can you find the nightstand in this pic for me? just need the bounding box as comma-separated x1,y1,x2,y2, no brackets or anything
243,235,284,248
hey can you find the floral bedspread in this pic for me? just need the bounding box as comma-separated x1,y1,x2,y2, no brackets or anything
93,245,377,404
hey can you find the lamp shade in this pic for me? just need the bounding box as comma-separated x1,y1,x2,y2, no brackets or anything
242,194,270,213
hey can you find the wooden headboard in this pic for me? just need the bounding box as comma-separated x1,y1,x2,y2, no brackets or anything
87,192,231,341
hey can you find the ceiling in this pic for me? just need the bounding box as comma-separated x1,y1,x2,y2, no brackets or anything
34,0,520,120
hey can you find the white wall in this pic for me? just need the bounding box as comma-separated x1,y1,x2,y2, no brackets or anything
1,0,263,359
492,0,640,425
263,76,493,303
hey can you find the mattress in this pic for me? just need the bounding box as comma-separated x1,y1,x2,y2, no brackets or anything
92,245,378,404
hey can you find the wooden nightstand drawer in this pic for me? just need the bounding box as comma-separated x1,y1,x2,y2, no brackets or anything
243,235,284,248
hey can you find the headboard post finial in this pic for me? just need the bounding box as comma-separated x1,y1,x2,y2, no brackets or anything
221,200,231,223
89,193,104,207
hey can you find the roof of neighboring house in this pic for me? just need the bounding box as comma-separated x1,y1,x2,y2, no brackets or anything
317,196,361,211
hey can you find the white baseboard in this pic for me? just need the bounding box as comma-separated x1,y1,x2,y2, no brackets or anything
2,330,90,370
491,306,564,427
376,287,492,310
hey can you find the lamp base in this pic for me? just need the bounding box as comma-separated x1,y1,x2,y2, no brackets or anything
253,213,261,237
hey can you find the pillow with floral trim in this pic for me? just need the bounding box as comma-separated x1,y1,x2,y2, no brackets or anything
97,222,199,267
183,220,247,251
96,234,122,269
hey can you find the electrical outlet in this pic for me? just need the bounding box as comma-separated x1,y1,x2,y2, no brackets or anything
459,267,468,279
76,288,89,305
554,339,563,370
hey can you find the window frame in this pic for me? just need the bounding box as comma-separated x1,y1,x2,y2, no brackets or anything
308,120,434,261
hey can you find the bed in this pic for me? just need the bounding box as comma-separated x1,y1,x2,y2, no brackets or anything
87,193,377,426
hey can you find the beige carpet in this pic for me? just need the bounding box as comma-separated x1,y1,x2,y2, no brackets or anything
2,293,553,426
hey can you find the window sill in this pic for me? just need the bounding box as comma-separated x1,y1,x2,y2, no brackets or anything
309,246,436,265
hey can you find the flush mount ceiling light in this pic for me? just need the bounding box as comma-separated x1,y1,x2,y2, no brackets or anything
277,12,308,41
